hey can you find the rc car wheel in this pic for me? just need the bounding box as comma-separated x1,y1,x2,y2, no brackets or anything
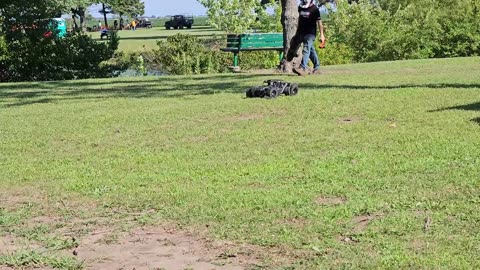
246,87,254,98
267,87,279,98
288,83,299,96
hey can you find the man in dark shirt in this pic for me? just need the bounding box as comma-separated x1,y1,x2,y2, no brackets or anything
293,0,325,75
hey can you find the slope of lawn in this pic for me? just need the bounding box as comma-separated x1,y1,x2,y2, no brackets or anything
1,57,479,268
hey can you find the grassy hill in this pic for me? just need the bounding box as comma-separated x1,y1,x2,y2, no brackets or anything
1,57,479,269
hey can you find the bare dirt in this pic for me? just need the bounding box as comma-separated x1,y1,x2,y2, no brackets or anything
337,117,362,124
71,227,253,270
314,196,347,206
0,189,296,270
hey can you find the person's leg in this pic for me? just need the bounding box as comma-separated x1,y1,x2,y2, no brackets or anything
300,34,314,70
309,37,321,71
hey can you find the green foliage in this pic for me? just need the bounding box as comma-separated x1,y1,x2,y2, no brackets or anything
2,32,122,82
106,0,145,18
316,42,354,65
327,0,480,63
149,33,281,74
198,0,281,33
238,51,280,70
0,35,8,81
1,0,124,81
151,34,231,75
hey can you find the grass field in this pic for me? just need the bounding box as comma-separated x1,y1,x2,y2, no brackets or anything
92,26,225,52
1,57,480,269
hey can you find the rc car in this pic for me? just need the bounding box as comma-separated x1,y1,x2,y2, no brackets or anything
246,80,299,98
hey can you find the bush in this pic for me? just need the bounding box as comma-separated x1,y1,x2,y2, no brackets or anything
2,31,124,82
316,42,354,65
0,35,9,81
237,51,280,70
150,34,231,75
326,0,480,63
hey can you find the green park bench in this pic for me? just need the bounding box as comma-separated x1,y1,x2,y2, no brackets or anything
221,33,284,70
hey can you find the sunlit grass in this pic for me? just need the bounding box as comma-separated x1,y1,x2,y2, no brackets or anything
90,25,225,52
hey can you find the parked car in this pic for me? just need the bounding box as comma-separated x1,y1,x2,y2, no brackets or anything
164,15,194,30
137,18,152,28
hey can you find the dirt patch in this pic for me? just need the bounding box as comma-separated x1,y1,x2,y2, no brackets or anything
72,227,252,270
314,196,346,206
188,135,210,143
226,113,265,122
351,213,384,234
337,117,361,124
0,189,307,269
337,213,385,244
276,217,309,229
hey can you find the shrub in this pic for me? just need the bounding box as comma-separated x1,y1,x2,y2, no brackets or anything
2,31,123,82
237,51,280,70
0,35,9,81
327,0,480,63
150,34,232,75
316,41,354,65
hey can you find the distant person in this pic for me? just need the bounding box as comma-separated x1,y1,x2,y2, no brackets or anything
98,20,102,30
131,19,137,31
113,20,118,30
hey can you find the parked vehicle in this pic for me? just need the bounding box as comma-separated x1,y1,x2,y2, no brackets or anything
164,15,194,30
137,18,152,28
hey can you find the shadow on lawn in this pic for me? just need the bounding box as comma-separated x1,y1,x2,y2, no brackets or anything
0,73,278,107
429,102,480,126
429,102,480,112
301,83,480,90
1,78,479,108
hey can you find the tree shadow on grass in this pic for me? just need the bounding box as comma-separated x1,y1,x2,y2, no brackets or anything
0,73,282,108
428,102,480,127
2,78,479,108
301,83,480,91
429,102,480,112
472,117,480,125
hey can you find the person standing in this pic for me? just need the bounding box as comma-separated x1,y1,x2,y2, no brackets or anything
131,19,137,31
292,0,325,76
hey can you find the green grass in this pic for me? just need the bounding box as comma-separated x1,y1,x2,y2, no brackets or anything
0,250,83,270
1,57,480,268
91,25,225,52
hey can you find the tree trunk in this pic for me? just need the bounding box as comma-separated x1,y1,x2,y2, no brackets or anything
71,13,78,31
78,7,85,32
102,3,108,28
119,13,124,30
279,0,301,73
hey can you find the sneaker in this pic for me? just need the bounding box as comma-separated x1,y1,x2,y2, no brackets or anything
293,67,307,76
312,69,321,75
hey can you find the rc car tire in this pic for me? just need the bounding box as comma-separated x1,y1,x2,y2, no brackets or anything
246,88,254,98
267,87,279,98
288,83,299,96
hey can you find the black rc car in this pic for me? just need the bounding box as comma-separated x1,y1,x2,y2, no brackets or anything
246,80,299,98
